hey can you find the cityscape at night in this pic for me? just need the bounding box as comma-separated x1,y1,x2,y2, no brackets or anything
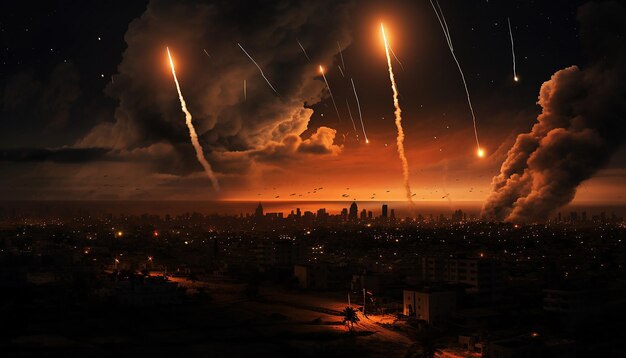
1,0,625,357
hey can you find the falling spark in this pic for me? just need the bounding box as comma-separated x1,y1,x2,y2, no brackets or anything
337,41,346,71
203,49,211,59
350,78,369,143
237,43,279,95
297,39,311,62
319,65,342,122
243,79,247,101
389,46,405,71
507,17,518,82
381,24,414,205
430,0,483,157
166,47,220,190
345,99,359,140
337,65,345,78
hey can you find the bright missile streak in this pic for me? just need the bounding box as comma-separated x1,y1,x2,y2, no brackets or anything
297,39,311,62
337,41,346,71
166,47,220,191
337,65,345,78
381,24,414,205
345,99,359,140
203,49,211,58
430,0,483,157
389,46,405,71
237,43,279,95
508,17,518,82
319,65,342,122
350,78,369,143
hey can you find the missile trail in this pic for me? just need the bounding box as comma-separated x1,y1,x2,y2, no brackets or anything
296,39,311,62
237,43,279,95
507,17,518,82
345,99,359,140
389,46,405,71
337,41,346,71
430,0,483,157
203,49,211,58
166,47,220,191
381,24,414,205
337,65,345,78
243,79,247,101
350,78,369,143
319,65,342,122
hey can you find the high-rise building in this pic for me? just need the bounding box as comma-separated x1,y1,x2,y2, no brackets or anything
390,209,396,221
360,209,367,221
255,202,264,218
341,208,348,221
349,201,358,221
382,204,388,219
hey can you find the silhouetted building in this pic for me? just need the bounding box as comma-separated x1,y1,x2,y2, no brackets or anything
422,256,504,302
349,201,358,221
255,202,264,218
382,204,388,219
403,287,456,323
360,209,367,221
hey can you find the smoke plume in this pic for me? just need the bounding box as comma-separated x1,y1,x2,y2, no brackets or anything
482,2,626,222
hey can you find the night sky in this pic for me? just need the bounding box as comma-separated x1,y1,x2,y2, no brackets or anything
0,1,624,220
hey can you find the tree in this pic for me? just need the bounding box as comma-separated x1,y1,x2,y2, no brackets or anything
405,321,443,358
341,306,360,331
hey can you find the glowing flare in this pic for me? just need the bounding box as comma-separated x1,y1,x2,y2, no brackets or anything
381,24,414,205
319,65,342,122
508,18,519,82
430,0,483,157
166,47,220,191
477,148,485,158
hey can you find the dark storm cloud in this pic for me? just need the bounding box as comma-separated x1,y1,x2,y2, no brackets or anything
77,0,353,176
1,63,80,143
482,1,626,223
0,147,110,163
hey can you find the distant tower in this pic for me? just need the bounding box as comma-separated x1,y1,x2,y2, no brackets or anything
341,208,348,221
382,204,388,219
349,201,358,221
360,209,367,221
255,202,264,218
390,209,396,221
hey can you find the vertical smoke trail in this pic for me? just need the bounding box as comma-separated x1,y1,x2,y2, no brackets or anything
319,65,342,122
337,41,346,71
507,17,518,82
166,47,220,191
350,78,369,143
381,24,414,205
237,43,279,95
430,0,483,157
345,99,359,140
297,39,311,62
243,79,247,101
